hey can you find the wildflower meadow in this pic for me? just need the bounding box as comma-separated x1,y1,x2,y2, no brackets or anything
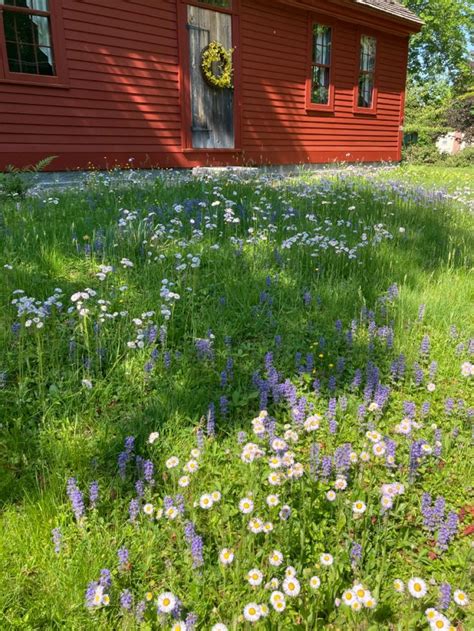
0,166,473,630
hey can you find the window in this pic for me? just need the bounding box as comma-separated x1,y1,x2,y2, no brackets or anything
356,35,377,110
192,0,232,8
1,1,54,75
306,21,334,112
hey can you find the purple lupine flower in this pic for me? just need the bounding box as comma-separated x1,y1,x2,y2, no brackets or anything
124,436,135,453
418,304,426,321
357,404,367,420
420,335,430,356
385,438,396,467
185,612,198,629
184,521,204,568
163,496,174,510
274,334,282,347
164,351,171,369
85,581,99,608
237,431,247,444
303,291,312,306
437,511,458,551
350,542,362,566
89,481,99,509
195,337,214,361
135,600,146,623
328,375,337,393
433,428,442,458
449,325,458,339
334,443,351,472
421,401,431,418
264,352,273,372
171,597,183,620
51,527,62,554
351,369,362,390
196,427,204,450
118,547,129,570
226,356,234,380
128,498,140,523
99,568,111,588
312,378,321,394
220,370,227,388
143,459,154,484
67,478,85,521
175,494,186,514
439,583,451,610
335,319,343,334
409,439,426,481
374,384,390,410
320,455,332,481
207,402,215,437
338,395,348,412
433,496,446,524
120,589,133,610
429,361,438,380
413,362,424,386
144,360,154,373
135,479,144,498
403,401,416,418
219,395,228,418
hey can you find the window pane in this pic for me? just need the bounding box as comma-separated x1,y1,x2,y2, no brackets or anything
311,66,330,104
3,9,55,75
196,0,231,7
313,24,331,66
2,1,50,9
360,35,376,72
358,73,374,108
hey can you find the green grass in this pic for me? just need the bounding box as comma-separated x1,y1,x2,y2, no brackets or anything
0,167,473,630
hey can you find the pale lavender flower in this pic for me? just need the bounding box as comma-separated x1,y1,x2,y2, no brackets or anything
89,481,99,509
51,527,62,554
207,402,215,437
120,589,133,610
439,583,451,610
67,478,85,522
185,612,198,629
128,498,140,523
118,547,129,570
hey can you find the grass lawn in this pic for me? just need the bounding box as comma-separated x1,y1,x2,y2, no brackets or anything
0,166,473,630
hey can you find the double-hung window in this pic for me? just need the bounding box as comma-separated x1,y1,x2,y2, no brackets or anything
0,0,67,85
354,34,377,112
307,22,334,111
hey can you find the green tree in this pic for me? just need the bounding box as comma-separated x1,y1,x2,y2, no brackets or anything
402,0,473,88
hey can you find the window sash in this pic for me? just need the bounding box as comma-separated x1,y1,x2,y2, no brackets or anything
310,24,332,106
1,1,55,75
357,35,376,109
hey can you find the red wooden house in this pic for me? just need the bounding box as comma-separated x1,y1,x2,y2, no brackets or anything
0,0,422,171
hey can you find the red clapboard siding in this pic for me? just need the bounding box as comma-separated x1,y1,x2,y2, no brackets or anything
0,0,415,170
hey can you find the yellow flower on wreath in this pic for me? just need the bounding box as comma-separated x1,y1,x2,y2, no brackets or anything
201,41,234,89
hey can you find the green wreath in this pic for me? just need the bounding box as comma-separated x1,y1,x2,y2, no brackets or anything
201,41,234,89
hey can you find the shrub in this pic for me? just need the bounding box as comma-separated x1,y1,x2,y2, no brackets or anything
0,156,57,197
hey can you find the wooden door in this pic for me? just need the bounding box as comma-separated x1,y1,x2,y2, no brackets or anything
187,5,234,149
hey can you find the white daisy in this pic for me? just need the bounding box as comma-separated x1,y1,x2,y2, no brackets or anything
143,503,154,516
352,500,367,514
239,497,254,514
171,623,186,631
282,576,301,597
393,579,405,593
335,477,347,490
269,550,283,566
184,459,199,473
270,590,285,606
309,576,321,589
408,577,427,599
248,518,264,533
243,603,261,622
178,475,190,488
247,568,264,586
199,494,213,509
211,490,222,502
263,521,274,533
326,490,336,501
266,494,280,507
148,431,159,444
165,456,179,469
165,506,178,520
211,625,228,631
219,548,234,565
320,553,334,566
342,589,356,605
453,589,469,606
157,591,176,613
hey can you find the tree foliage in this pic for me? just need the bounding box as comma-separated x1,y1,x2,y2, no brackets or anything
402,0,473,88
446,93,474,142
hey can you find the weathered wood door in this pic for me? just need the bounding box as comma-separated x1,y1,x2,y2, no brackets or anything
187,5,234,149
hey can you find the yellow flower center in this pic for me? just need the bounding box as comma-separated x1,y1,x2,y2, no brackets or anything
414,584,422,592
163,598,170,606
249,608,256,615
